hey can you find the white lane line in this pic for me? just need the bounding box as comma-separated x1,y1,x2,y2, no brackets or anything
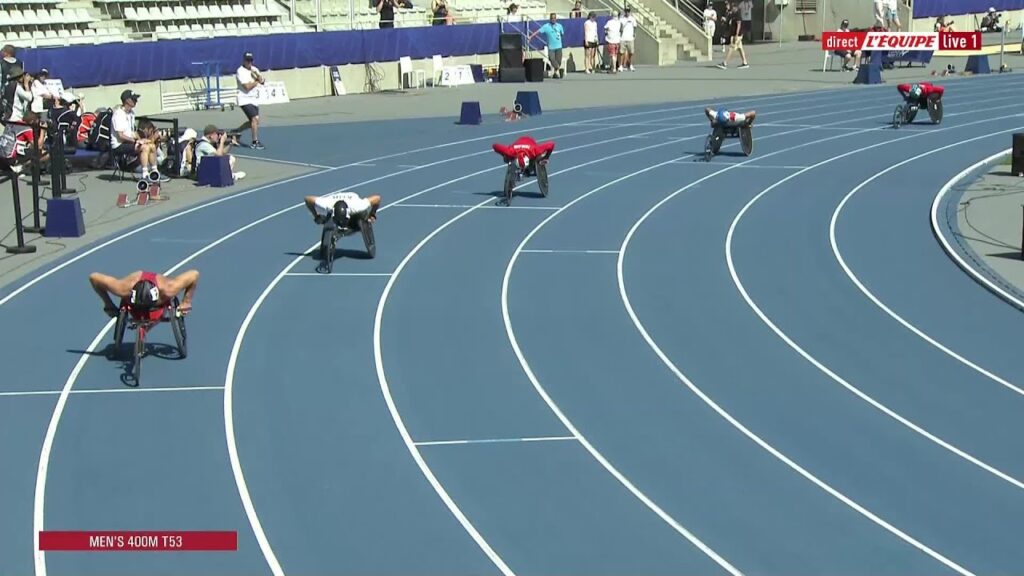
415,436,577,446
833,139,1024,403
284,273,393,277
231,155,332,170
728,118,1024,492
520,249,621,254
0,386,224,397
393,203,560,211
931,149,1024,312
227,122,705,576
615,116,1019,576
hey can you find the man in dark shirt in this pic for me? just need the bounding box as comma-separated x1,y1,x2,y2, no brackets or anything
0,45,21,120
716,6,749,69
377,0,397,28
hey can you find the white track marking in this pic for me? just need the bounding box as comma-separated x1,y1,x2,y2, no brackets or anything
224,123,709,576
931,149,1024,311
393,203,561,210
415,436,577,446
520,249,621,254
614,123,1018,576
231,155,332,169
283,272,393,277
833,136,1024,397
1,386,224,397
727,119,1024,493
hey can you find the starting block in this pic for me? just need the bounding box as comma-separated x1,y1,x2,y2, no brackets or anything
117,191,150,207
459,101,482,125
499,103,523,122
515,91,542,116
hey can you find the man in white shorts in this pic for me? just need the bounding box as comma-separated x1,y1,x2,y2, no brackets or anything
619,7,637,71
304,191,381,228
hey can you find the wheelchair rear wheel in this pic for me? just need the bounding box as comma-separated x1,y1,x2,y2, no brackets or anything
361,219,376,258
739,126,753,156
503,162,517,204
928,97,943,124
537,161,549,197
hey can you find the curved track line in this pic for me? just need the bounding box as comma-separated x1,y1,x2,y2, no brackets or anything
726,118,1024,493
616,118,1006,576
931,149,1024,311
31,118,691,576
1,86,858,310
227,124,705,576
832,136,1024,396
496,98,992,574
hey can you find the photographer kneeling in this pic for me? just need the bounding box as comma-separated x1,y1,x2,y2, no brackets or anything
195,124,245,181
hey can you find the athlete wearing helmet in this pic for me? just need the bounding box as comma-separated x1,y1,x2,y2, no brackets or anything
705,107,757,127
304,191,381,227
897,82,944,105
492,136,555,175
89,270,200,317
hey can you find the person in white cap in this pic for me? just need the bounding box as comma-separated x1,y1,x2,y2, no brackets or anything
30,68,56,115
235,52,265,150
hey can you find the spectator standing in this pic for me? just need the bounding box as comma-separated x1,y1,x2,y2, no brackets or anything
884,0,901,31
530,13,566,78
569,1,583,19
718,2,732,51
30,68,56,115
6,67,32,122
619,7,637,71
431,0,453,25
505,3,522,22
0,45,20,90
717,5,748,69
584,12,599,73
604,10,622,73
376,0,398,28
873,0,885,27
703,3,718,52
235,52,265,150
738,0,752,42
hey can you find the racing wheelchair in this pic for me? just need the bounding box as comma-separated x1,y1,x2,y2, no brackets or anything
502,156,549,206
318,212,376,274
704,119,754,161
113,295,187,385
892,94,943,129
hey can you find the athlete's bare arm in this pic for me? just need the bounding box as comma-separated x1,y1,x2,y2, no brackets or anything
161,270,200,313
88,271,143,316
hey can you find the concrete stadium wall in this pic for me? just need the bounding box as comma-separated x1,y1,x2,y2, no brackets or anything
71,48,586,117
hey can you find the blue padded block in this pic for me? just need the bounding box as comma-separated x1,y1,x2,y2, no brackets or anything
966,54,991,74
854,51,882,84
515,91,542,115
459,101,482,125
470,64,485,83
44,196,85,238
196,155,234,187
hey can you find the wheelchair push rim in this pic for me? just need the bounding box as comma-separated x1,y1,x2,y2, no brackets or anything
320,226,336,273
537,161,549,197
503,162,517,205
171,297,187,359
928,97,943,124
361,219,376,259
739,126,753,156
892,105,904,129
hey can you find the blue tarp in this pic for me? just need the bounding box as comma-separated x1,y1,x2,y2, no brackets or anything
18,17,610,89
913,0,1023,18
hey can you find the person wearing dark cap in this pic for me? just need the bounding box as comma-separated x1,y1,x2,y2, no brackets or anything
5,65,33,122
111,89,164,181
235,52,265,150
194,124,246,180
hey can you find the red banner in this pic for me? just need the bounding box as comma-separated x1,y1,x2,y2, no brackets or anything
822,31,981,51
38,531,237,552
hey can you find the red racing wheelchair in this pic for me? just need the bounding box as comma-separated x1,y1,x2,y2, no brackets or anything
113,295,187,385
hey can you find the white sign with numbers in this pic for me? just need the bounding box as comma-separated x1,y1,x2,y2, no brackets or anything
244,81,290,105
440,65,475,87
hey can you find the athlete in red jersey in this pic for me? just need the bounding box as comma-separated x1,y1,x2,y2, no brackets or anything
492,136,555,171
897,82,944,105
89,269,200,317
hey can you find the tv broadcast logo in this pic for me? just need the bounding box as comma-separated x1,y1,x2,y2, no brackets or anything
822,31,981,52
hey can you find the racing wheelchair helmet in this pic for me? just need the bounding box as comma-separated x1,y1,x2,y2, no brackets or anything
908,84,923,101
332,200,352,228
130,279,160,310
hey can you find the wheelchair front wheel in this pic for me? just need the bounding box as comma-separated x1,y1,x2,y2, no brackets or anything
361,219,376,259
739,126,753,156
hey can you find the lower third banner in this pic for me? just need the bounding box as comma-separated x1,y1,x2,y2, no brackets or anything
38,531,238,551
